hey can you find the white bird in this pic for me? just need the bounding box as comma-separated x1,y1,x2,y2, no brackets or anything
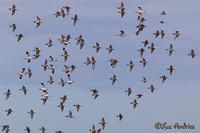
66,74,73,84
39,83,48,92
17,68,25,79
24,51,32,63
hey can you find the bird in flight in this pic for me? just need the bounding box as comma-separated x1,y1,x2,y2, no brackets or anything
8,4,17,15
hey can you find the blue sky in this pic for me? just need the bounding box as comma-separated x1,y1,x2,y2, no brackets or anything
0,0,199,132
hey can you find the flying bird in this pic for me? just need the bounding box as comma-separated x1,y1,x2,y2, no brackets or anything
28,109,35,119
71,14,78,25
166,44,174,56
148,85,155,93
47,76,54,84
10,23,16,32
91,89,99,99
16,34,24,41
40,127,46,133
24,127,31,133
66,74,73,84
160,76,167,83
116,30,126,37
8,4,17,15
131,99,138,109
110,75,117,85
33,16,42,28
99,117,106,130
17,68,25,79
140,58,147,67
167,65,174,75
148,42,155,54
117,113,123,121
136,94,143,99
125,87,132,96
188,49,196,58
93,42,101,53
173,31,181,40
126,60,134,71
41,59,48,71
73,104,81,112
19,85,28,95
63,6,71,15
106,45,114,53
66,110,73,118
5,109,13,116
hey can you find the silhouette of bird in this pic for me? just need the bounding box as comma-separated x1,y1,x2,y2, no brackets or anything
10,23,16,32
70,65,76,73
34,16,42,28
41,98,48,105
173,31,181,40
40,127,46,133
66,74,73,84
19,85,28,95
8,4,17,15
93,42,101,53
91,89,99,99
99,117,106,130
17,68,25,79
141,77,147,83
148,85,155,93
73,104,81,112
167,65,174,75
5,109,13,116
142,40,149,47
4,89,11,100
160,76,167,83
58,78,65,87
117,113,123,121
118,2,125,10
24,127,31,133
58,102,65,112
106,45,114,53
41,59,48,71
91,56,96,70
125,87,132,96
131,99,138,109
49,56,57,62
71,14,78,25
148,42,155,54
116,30,126,37
136,94,143,99
166,44,174,56
188,49,196,58
63,6,71,15
49,64,56,74
110,75,117,85
138,48,145,57
47,76,54,84
46,39,53,47
16,34,24,41
28,109,35,119
160,30,165,39
61,50,69,61
140,58,147,67
60,95,68,103
66,110,73,118
160,11,166,15
25,68,32,78
153,30,160,38
54,11,61,17
127,60,134,71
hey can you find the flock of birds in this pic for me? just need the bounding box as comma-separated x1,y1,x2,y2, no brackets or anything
2,2,196,133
